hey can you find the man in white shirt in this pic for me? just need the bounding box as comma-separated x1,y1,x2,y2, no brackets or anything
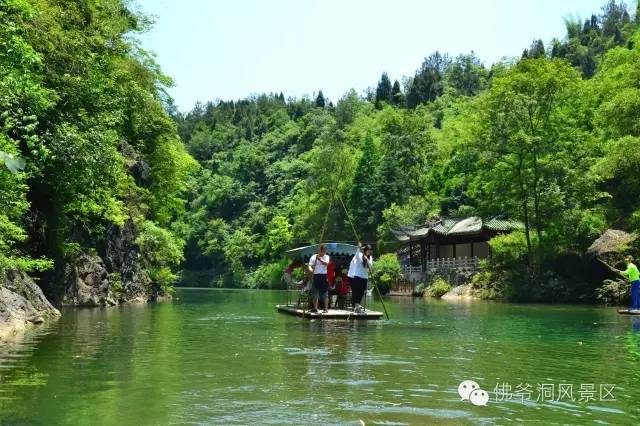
348,244,373,313
308,244,330,313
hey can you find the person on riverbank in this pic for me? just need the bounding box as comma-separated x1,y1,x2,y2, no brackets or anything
620,256,640,312
308,244,330,313
348,244,373,313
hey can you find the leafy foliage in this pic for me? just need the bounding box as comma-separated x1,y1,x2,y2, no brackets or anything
0,0,196,295
425,277,452,298
369,253,402,295
5,0,639,304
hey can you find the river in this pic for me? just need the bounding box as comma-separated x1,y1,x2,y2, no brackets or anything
0,288,639,424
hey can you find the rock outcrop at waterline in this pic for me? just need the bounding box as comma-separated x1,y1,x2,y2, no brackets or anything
62,222,161,306
442,284,475,300
104,221,150,303
63,254,118,306
0,269,60,339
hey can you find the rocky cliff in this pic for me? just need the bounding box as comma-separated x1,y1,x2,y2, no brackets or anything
0,269,60,340
61,221,163,306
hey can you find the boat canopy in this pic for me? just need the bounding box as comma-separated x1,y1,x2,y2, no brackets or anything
285,242,359,259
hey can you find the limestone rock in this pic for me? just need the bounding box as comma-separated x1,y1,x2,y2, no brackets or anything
442,284,475,300
63,254,117,306
0,270,60,339
105,222,151,303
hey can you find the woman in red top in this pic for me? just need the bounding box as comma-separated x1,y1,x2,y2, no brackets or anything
338,271,350,295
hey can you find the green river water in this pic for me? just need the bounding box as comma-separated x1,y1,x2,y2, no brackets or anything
1,288,640,425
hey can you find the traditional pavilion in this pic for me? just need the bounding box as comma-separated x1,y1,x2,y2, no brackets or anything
392,216,522,279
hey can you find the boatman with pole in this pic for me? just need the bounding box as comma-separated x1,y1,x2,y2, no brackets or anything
620,256,640,312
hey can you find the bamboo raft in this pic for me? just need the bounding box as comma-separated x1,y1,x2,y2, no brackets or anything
276,304,383,320
618,308,640,315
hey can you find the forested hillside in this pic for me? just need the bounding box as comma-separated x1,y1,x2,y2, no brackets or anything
176,0,640,302
1,0,197,304
2,0,639,304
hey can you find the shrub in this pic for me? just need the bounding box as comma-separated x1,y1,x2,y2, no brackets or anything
489,231,532,270
135,220,184,291
471,268,505,299
149,267,178,295
413,282,426,297
370,253,402,295
426,277,452,298
109,272,124,299
246,258,290,289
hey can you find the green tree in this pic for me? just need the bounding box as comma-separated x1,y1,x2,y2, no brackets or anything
348,134,385,238
473,58,590,276
445,52,487,96
391,80,403,106
406,51,450,108
375,72,393,107
0,0,197,296
315,90,326,108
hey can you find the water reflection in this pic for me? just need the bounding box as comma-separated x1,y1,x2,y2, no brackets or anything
0,289,638,424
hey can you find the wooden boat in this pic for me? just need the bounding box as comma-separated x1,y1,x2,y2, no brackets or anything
276,304,383,320
617,308,640,315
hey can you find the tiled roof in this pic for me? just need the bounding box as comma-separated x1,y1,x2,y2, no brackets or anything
392,216,522,241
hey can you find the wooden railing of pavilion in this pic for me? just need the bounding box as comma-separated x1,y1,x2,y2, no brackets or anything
391,256,482,295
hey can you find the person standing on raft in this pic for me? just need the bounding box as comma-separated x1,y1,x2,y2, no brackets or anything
308,244,330,313
620,256,640,312
348,244,373,313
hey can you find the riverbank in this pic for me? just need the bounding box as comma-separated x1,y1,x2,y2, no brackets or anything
0,270,60,340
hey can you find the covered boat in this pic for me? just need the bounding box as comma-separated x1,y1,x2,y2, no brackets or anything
278,242,384,320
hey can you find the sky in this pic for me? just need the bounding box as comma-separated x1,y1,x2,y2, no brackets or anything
135,0,607,111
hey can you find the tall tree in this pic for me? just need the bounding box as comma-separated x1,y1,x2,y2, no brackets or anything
473,58,586,277
0,0,198,296
527,39,546,58
601,0,628,37
406,51,450,108
315,90,325,108
375,72,393,107
349,135,385,237
391,80,403,106
445,52,487,96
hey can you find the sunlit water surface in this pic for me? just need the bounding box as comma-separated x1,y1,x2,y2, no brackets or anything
1,288,640,425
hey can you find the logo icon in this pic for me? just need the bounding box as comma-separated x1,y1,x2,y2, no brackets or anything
458,380,489,406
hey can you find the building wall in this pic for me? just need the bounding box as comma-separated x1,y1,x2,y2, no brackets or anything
429,241,491,259
440,244,454,258
474,241,490,258
410,239,493,262
455,243,468,258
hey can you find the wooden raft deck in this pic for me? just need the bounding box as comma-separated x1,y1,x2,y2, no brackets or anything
276,304,383,320
618,308,640,315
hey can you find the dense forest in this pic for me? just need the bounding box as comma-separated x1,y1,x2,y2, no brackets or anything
1,0,197,304
175,0,640,302
1,0,640,305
